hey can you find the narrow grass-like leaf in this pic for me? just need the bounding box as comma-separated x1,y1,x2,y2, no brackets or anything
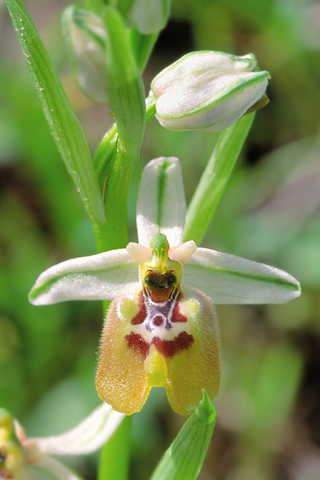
150,391,216,480
183,113,255,244
5,0,106,228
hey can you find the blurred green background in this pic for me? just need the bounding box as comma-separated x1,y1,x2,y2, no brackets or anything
1,0,320,479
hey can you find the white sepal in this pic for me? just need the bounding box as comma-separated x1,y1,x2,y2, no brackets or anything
28,456,82,480
29,250,138,305
127,0,170,34
32,403,124,458
136,157,186,248
183,247,301,304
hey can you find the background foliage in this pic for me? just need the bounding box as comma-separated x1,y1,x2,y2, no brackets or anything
0,0,320,478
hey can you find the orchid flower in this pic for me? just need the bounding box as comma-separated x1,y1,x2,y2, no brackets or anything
29,157,300,416
0,404,124,480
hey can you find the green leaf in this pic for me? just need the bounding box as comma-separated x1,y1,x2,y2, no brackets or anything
150,391,216,480
183,113,255,244
5,0,106,230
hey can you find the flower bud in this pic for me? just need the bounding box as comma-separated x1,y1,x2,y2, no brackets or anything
62,7,108,103
150,51,271,132
127,0,170,34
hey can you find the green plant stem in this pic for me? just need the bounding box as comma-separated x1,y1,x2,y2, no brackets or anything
92,98,156,254
183,113,255,244
94,124,118,193
93,96,156,194
98,416,131,480
130,30,159,72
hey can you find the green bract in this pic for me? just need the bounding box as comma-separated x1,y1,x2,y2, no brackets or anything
62,7,108,103
150,391,216,480
151,51,271,132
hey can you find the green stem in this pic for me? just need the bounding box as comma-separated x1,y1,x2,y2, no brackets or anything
130,29,159,73
98,416,131,480
93,96,156,194
183,113,255,244
101,148,137,252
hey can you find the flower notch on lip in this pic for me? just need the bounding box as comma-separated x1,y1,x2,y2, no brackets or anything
29,156,300,415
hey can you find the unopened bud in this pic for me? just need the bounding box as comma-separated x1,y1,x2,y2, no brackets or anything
151,51,271,132
62,7,108,103
127,0,170,34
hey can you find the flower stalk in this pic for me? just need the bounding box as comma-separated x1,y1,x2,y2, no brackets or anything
184,112,256,243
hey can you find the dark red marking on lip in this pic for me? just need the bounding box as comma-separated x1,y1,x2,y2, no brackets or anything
125,331,194,360
153,316,163,326
131,292,146,325
171,292,187,323
148,286,174,303
152,332,194,358
125,332,150,358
